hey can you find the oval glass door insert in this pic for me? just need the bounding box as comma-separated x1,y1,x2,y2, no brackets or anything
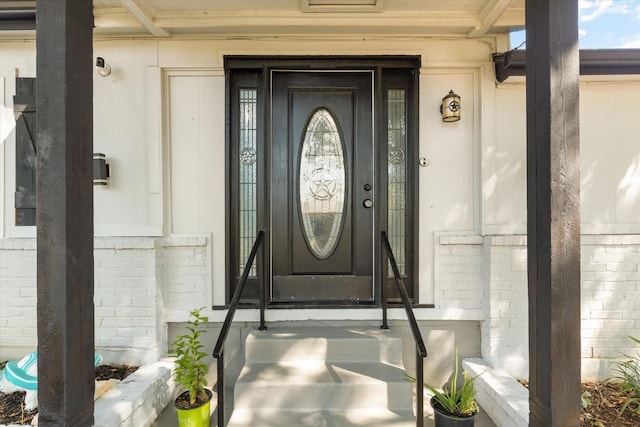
299,108,346,259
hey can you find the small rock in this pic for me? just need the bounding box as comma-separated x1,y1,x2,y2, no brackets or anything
94,378,121,400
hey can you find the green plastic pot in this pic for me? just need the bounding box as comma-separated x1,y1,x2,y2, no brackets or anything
175,389,212,427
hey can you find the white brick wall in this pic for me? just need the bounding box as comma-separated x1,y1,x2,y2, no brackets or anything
0,236,211,365
478,234,640,381
2,232,637,380
94,238,162,365
482,235,529,379
0,239,37,360
464,358,529,427
92,359,176,427
436,234,484,310
161,236,210,312
581,235,640,379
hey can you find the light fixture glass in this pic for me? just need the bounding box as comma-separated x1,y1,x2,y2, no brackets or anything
440,90,461,122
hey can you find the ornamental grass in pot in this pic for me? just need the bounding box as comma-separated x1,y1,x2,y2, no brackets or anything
171,307,212,427
410,347,481,427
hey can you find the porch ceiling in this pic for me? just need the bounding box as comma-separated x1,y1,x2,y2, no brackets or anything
0,0,525,39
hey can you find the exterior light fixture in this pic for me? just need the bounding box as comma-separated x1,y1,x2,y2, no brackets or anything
440,90,461,122
96,57,111,77
93,153,110,185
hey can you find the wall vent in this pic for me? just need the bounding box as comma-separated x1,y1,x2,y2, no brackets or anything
301,0,383,13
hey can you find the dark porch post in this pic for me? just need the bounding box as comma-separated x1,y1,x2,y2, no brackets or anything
526,0,581,426
36,1,95,426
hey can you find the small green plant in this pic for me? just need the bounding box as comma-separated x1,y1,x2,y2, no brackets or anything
608,335,640,415
581,391,591,409
408,347,481,418
171,307,210,407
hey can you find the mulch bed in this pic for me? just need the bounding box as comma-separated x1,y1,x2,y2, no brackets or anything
518,379,640,426
581,381,640,427
0,365,138,425
94,364,139,381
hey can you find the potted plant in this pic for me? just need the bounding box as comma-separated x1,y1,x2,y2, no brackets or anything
411,347,481,427
171,307,212,427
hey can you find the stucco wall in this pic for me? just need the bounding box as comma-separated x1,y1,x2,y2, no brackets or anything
485,79,640,235
1,37,493,306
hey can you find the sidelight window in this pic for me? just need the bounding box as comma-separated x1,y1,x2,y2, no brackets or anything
239,89,258,276
387,89,407,275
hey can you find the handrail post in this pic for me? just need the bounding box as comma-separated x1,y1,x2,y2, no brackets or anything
380,230,427,427
217,351,225,427
380,232,389,330
259,231,267,331
259,283,267,331
213,230,265,426
416,347,424,427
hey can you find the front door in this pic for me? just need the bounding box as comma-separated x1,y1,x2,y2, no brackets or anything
271,71,374,304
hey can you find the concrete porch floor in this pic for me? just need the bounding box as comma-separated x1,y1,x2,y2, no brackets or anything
152,398,498,426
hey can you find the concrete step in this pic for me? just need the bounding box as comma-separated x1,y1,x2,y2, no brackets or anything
234,361,413,410
228,408,417,426
244,326,404,365
228,326,415,427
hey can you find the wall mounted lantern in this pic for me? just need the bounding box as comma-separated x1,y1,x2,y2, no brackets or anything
93,153,110,185
440,90,461,122
96,57,111,77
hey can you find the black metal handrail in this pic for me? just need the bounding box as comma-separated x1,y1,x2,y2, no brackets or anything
213,230,265,427
380,230,427,427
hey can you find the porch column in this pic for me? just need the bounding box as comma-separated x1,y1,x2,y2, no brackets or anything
36,1,95,426
526,1,581,426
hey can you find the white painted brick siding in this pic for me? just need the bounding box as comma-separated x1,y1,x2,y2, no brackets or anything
92,359,176,427
581,236,640,377
0,236,210,365
480,236,529,378
2,232,638,380
478,234,640,380
0,239,37,358
161,236,210,311
464,358,528,427
436,234,484,310
94,238,162,365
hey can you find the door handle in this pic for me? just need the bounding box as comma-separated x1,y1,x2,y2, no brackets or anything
363,199,373,208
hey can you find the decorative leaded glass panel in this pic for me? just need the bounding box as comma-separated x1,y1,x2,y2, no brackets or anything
299,108,346,259
239,89,257,275
388,89,406,275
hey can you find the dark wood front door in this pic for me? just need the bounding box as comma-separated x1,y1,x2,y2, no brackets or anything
271,71,374,304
